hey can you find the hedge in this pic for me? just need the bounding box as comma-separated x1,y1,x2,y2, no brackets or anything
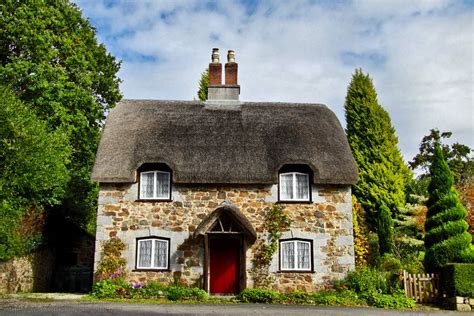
442,263,474,297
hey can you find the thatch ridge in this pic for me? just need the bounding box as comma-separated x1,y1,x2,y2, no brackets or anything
91,99,358,184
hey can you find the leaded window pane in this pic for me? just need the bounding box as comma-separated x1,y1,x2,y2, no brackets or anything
280,174,294,200
281,241,295,270
156,172,170,199
141,172,155,198
154,239,168,268
296,173,309,200
297,241,310,269
138,240,152,268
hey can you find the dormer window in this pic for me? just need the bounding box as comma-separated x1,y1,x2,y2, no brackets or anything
138,163,172,200
278,165,312,202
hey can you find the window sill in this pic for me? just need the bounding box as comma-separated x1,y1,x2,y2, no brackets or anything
277,270,314,273
136,199,172,202
133,268,171,272
276,200,312,204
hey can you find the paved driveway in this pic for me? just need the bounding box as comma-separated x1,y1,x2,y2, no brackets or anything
0,299,460,316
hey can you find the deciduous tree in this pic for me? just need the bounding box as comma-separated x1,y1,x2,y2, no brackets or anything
0,0,122,232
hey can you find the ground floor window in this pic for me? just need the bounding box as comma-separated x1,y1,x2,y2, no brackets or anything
279,239,312,271
136,237,170,270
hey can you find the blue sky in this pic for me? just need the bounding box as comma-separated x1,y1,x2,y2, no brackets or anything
74,0,473,165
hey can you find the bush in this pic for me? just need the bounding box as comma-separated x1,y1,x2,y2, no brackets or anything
237,288,280,303
380,254,402,272
166,286,208,301
343,268,388,295
92,278,130,299
366,290,415,309
310,289,363,306
141,280,167,298
442,263,474,297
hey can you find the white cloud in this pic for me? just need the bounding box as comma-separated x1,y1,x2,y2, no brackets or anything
75,0,473,163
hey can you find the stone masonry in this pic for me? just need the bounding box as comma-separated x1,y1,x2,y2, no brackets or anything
95,183,355,292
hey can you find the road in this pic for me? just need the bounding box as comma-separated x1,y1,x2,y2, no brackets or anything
0,299,462,316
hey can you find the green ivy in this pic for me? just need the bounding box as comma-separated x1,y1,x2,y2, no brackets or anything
251,205,291,287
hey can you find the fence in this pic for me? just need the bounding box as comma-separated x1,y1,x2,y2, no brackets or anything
403,270,440,303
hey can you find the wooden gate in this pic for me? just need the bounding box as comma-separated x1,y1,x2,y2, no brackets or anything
403,270,440,303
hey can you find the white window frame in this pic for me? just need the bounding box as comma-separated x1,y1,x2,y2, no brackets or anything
140,170,171,200
279,239,312,271
279,172,310,201
136,238,169,270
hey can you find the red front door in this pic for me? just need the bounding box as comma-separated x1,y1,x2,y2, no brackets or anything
209,237,240,294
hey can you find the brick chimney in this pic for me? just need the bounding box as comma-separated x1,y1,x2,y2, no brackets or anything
209,48,222,85
225,50,237,85
207,48,240,102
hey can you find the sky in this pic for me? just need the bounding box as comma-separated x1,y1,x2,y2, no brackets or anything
74,0,473,166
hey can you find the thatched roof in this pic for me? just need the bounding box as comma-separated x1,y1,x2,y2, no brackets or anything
91,99,358,184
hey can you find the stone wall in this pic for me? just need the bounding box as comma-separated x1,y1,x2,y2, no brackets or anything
0,249,55,294
95,183,354,292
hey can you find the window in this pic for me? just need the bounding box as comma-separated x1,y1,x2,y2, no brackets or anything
136,237,169,270
279,239,312,271
140,171,171,200
279,172,310,201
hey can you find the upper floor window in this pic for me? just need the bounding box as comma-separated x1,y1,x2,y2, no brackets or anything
136,237,169,270
279,239,312,271
278,164,312,202
279,172,310,201
138,163,172,200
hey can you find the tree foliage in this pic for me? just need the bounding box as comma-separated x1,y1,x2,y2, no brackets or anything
424,144,474,272
352,196,369,267
0,0,122,232
197,68,209,101
377,204,394,255
344,69,411,229
410,129,473,184
0,86,71,260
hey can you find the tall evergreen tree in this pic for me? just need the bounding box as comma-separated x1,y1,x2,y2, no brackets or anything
424,144,474,272
377,204,394,255
197,68,209,101
344,69,411,231
0,1,121,232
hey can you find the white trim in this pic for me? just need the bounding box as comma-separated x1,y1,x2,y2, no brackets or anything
140,171,170,200
279,240,312,271
136,238,169,269
279,172,310,201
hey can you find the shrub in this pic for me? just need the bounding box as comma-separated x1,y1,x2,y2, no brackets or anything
377,204,394,255
279,290,310,304
442,263,474,297
92,278,130,299
237,288,280,303
366,290,415,309
424,144,473,272
165,286,208,301
343,268,389,295
310,289,363,306
141,280,167,298
380,254,402,272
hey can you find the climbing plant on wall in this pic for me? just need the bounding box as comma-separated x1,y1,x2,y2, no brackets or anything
252,205,291,288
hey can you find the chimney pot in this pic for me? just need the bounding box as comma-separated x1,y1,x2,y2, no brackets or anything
227,50,235,63
211,48,220,63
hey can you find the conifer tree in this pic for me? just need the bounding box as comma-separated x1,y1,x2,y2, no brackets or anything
424,144,474,272
377,204,394,255
197,68,209,101
344,69,411,231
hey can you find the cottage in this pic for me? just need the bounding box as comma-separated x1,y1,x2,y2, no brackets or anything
91,49,358,294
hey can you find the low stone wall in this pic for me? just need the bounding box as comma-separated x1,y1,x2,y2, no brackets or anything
447,296,474,311
0,249,55,294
